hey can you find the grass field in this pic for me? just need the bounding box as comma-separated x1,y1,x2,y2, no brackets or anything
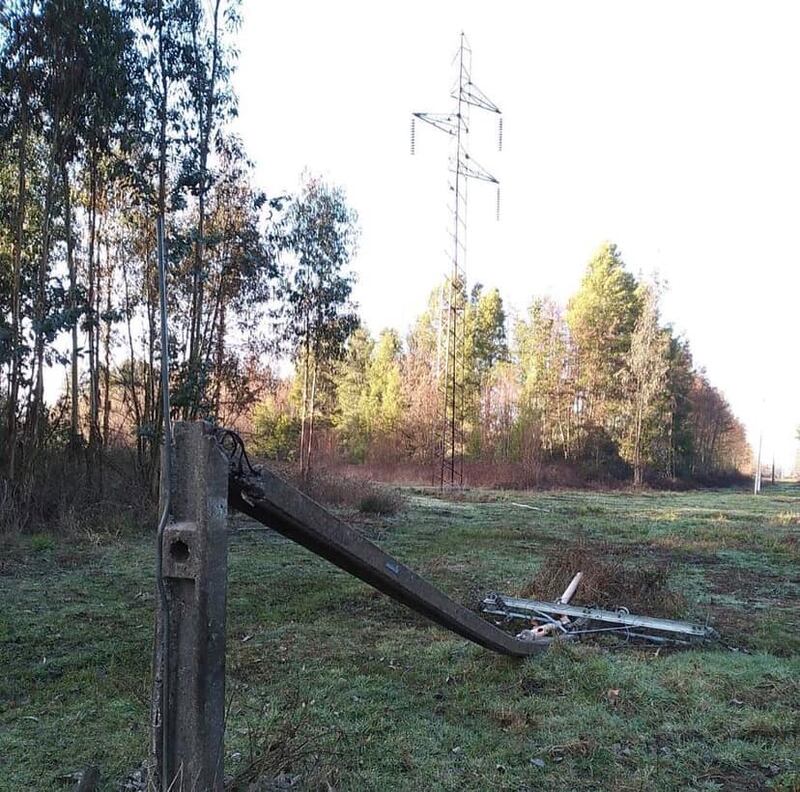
2,484,799,791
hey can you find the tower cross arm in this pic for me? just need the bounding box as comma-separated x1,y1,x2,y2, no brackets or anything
412,112,466,137
452,81,501,114
456,152,499,184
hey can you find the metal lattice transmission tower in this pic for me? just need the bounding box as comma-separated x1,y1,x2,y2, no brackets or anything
411,33,502,487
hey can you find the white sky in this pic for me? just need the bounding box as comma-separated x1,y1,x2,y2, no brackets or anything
234,1,800,470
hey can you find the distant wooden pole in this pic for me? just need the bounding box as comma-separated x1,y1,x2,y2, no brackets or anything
754,433,763,495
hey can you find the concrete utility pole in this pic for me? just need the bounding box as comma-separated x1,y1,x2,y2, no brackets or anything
152,421,229,791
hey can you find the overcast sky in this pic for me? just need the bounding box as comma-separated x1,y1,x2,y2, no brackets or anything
234,0,800,471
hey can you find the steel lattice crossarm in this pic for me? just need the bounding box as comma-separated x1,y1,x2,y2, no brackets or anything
481,593,719,644
458,152,499,184
412,112,464,137
454,80,501,114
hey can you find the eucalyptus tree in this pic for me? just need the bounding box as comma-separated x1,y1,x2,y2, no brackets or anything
0,1,39,478
36,0,94,448
78,0,139,454
623,283,670,486
170,135,277,421
278,174,359,477
177,0,241,419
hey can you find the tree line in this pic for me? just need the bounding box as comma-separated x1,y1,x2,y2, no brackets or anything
0,0,360,527
0,3,749,531
253,242,750,486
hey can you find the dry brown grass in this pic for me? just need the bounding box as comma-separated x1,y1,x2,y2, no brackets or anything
519,539,687,618
292,468,405,516
224,690,341,791
331,459,591,490
0,447,155,535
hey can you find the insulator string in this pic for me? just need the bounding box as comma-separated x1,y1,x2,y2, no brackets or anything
410,116,416,155
498,116,503,152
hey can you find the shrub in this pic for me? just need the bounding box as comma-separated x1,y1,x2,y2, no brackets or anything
357,489,403,516
296,469,405,515
0,446,154,536
251,398,300,460
520,538,687,618
30,534,55,552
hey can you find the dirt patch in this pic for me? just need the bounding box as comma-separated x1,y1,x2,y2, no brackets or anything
708,606,754,640
519,539,687,618
707,567,785,598
705,603,800,656
694,763,782,792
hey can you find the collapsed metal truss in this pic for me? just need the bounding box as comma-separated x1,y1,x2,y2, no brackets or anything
481,592,719,646
411,33,502,488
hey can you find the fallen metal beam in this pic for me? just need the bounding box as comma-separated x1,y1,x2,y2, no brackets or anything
227,466,547,657
511,502,551,513
481,593,718,640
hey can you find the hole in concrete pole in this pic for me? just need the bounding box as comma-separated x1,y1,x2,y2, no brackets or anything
170,539,190,562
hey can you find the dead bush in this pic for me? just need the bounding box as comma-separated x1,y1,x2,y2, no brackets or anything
520,539,686,618
225,690,341,792
0,446,155,536
294,468,405,515
327,459,597,491
357,489,404,516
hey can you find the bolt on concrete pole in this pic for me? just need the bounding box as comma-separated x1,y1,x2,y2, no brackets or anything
151,421,229,791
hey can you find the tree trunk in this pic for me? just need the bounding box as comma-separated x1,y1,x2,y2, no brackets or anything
62,160,80,449
87,157,100,451
213,297,226,418
633,396,644,487
187,0,222,420
102,237,112,447
299,338,309,478
306,360,318,477
6,81,28,480
28,153,57,452
122,254,144,473
188,186,206,418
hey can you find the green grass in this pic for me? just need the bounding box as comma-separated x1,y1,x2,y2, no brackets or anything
1,484,799,790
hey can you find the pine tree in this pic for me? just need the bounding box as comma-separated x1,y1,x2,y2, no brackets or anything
566,242,642,462
623,284,670,486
